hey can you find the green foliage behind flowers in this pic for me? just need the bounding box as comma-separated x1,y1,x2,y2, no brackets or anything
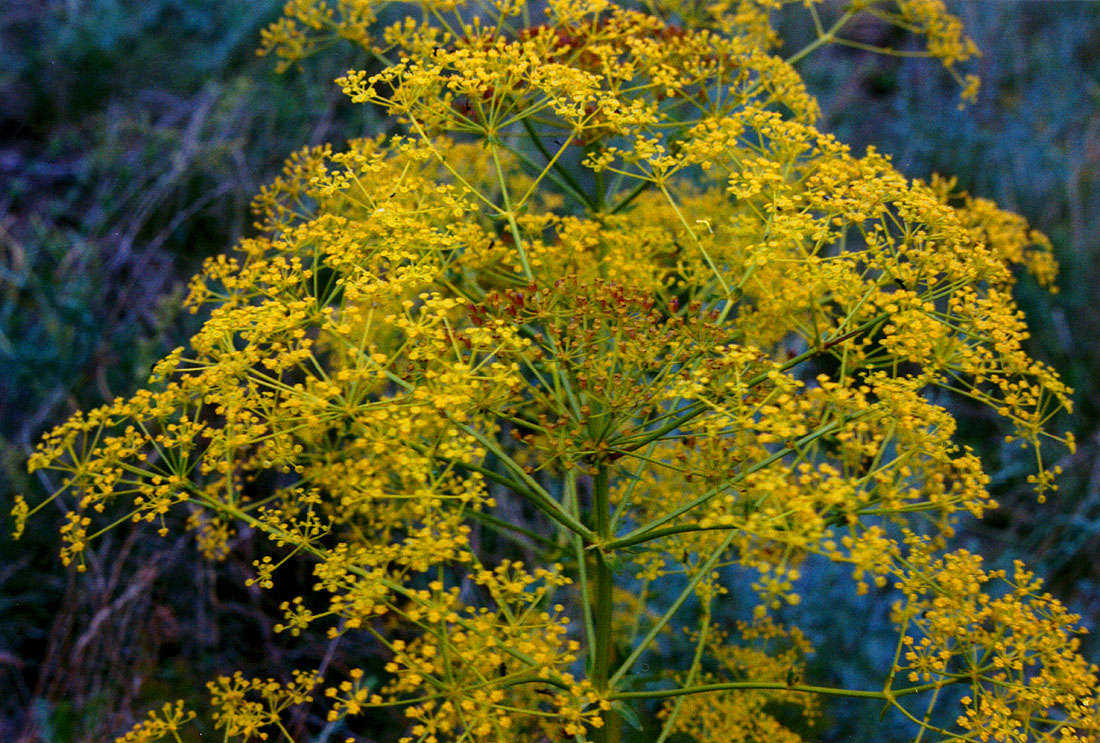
17,1,1100,742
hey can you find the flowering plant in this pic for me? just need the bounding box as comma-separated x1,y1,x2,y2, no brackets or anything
15,0,1099,741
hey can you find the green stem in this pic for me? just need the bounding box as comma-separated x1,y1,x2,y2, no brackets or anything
613,678,953,701
608,530,737,689
594,165,606,212
784,9,857,67
611,313,888,455
565,469,597,658
606,414,866,551
520,118,596,212
502,138,594,211
457,422,596,540
489,140,533,280
607,178,652,215
591,465,619,743
464,509,562,553
654,603,710,743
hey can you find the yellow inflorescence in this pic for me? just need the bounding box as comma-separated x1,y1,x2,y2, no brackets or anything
18,0,1096,741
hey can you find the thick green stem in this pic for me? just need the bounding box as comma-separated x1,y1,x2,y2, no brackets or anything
591,465,619,743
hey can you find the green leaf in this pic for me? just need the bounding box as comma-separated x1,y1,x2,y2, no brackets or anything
612,700,643,731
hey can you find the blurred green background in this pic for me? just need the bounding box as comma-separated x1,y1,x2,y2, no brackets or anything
1,1,1097,741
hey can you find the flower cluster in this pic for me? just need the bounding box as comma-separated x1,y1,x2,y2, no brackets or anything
889,539,1100,742
17,0,1094,741
657,616,818,743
